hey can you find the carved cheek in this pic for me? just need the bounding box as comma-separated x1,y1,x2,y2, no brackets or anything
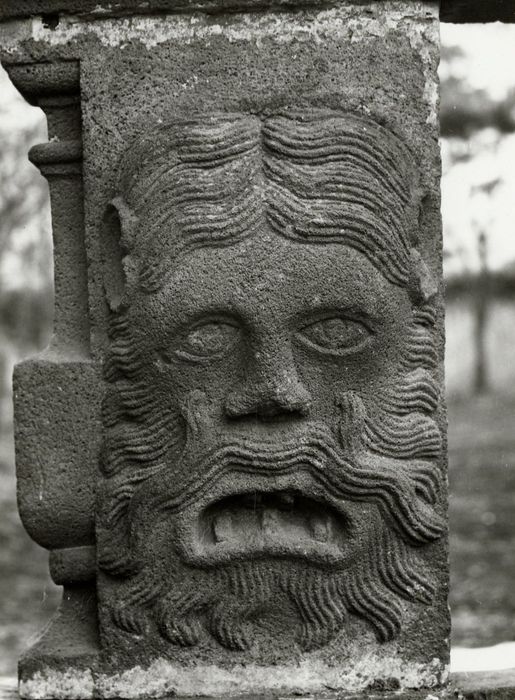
152,337,247,413
291,328,397,408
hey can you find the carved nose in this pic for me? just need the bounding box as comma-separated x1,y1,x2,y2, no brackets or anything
225,371,312,420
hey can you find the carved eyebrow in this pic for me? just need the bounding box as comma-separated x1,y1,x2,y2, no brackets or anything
290,299,384,328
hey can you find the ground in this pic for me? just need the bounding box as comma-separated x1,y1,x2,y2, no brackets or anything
449,396,515,647
0,430,60,677
0,396,514,676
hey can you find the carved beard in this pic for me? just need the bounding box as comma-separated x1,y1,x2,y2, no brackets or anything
98,304,444,653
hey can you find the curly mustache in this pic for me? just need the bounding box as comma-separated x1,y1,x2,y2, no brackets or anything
153,426,443,544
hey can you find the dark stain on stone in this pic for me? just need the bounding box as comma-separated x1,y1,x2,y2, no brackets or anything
41,12,60,29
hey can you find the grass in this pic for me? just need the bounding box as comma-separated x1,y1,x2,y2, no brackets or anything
448,395,515,647
0,429,61,677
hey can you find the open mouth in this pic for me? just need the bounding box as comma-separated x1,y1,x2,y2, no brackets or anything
188,490,350,565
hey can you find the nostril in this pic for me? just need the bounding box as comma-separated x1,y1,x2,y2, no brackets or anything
256,405,309,422
225,383,312,420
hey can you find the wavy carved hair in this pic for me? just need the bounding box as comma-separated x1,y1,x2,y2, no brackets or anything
112,109,425,297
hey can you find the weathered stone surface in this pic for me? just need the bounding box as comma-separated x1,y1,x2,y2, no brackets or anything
4,671,515,700
1,1,449,697
13,359,101,552
17,585,99,690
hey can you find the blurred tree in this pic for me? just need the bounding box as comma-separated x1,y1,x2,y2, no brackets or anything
440,48,514,396
440,45,515,142
473,231,489,395
441,81,515,140
0,127,46,263
0,65,53,432
470,180,500,396
0,66,53,350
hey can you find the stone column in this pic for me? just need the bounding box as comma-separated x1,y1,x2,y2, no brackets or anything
0,2,448,697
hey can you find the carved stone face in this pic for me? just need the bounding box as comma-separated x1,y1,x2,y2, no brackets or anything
98,110,444,658
131,235,412,564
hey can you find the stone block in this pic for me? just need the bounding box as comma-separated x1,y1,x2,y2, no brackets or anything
1,1,451,697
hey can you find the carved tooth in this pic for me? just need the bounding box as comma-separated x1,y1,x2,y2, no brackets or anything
310,516,331,543
262,508,281,536
277,492,295,509
213,513,233,543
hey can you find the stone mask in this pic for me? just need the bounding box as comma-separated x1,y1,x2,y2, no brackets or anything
97,109,444,661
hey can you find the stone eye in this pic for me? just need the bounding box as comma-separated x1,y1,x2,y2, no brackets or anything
175,321,240,362
297,317,372,355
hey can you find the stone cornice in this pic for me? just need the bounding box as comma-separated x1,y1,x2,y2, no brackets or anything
0,0,514,24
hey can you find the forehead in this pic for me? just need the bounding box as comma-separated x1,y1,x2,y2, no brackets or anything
138,234,410,326
120,111,419,291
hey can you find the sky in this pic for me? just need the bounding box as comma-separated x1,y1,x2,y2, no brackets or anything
441,24,515,99
0,63,44,129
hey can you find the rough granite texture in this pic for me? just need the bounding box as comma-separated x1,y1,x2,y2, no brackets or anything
1,2,451,698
